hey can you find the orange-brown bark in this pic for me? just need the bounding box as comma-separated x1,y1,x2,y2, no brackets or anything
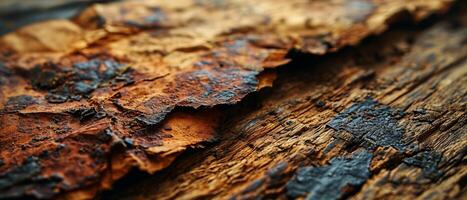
0,0,456,199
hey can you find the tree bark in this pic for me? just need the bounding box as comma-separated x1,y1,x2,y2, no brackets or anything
0,0,465,200
103,3,467,200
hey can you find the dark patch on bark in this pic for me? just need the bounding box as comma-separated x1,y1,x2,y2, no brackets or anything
67,107,107,122
403,151,443,180
328,98,447,183
286,150,372,200
0,157,41,190
29,58,129,103
0,156,62,199
135,111,170,127
1,95,37,112
327,97,406,150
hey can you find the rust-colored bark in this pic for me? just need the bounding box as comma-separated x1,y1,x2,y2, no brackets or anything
0,0,459,199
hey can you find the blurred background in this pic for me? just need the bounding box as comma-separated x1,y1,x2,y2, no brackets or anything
0,0,115,35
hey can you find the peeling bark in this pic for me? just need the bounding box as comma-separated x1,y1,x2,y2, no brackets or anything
0,0,462,199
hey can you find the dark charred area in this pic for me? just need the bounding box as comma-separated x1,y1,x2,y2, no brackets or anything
327,97,407,151
66,106,107,122
2,95,38,113
0,157,41,193
28,58,129,103
286,150,373,200
403,151,443,181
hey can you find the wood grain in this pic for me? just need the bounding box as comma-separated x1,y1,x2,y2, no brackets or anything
103,4,467,199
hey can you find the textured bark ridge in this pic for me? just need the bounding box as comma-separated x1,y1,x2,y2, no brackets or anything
103,3,467,200
0,0,459,199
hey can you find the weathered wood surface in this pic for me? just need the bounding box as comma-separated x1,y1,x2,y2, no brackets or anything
103,3,467,200
0,0,464,199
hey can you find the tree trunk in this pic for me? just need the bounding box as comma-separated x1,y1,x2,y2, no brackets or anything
0,0,465,200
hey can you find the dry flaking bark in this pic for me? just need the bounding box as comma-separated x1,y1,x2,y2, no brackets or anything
103,4,467,200
0,0,457,199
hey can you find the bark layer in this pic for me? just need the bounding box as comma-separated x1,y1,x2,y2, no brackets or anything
0,0,462,199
